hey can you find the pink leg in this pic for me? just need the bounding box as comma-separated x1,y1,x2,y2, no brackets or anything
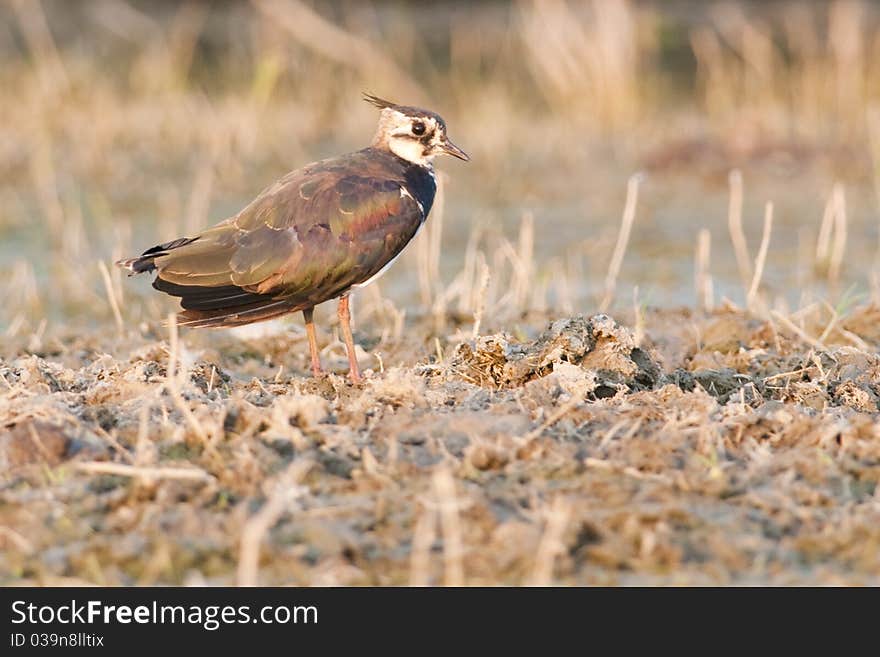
303,308,323,377
337,295,361,383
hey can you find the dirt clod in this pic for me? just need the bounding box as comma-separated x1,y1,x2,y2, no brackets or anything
450,314,663,395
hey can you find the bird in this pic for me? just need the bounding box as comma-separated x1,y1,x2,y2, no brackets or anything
117,94,469,383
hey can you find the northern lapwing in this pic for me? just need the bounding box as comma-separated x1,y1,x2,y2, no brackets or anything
118,94,469,383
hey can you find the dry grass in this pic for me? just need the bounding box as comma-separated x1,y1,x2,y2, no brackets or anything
4,1,880,332
3,1,880,586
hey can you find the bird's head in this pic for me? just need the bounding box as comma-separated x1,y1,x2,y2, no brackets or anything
365,93,469,167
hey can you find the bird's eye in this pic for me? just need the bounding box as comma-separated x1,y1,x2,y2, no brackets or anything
412,121,426,136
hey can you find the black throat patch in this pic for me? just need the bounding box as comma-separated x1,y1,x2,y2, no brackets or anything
403,164,437,217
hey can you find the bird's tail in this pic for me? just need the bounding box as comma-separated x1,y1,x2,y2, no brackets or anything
116,237,199,274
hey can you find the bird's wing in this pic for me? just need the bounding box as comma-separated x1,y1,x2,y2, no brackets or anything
148,154,424,323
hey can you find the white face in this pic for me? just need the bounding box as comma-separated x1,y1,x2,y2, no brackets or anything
382,110,445,166
371,105,469,165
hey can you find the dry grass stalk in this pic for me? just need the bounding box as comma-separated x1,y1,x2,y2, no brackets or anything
868,108,880,262
818,300,841,344
93,425,135,465
97,260,124,335
25,423,56,463
408,509,437,587
695,228,713,311
167,312,180,384
582,457,672,485
727,170,752,291
814,183,847,291
75,462,213,482
165,313,209,444
747,202,774,310
471,259,490,338
761,366,812,383
0,370,13,390
600,173,641,312
816,189,835,266
528,496,572,586
455,225,483,315
828,184,848,291
27,319,47,354
432,466,465,587
237,459,312,586
511,213,535,312
632,285,644,347
839,327,870,351
769,309,826,350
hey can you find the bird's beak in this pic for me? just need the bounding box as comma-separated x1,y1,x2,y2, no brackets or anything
438,137,470,161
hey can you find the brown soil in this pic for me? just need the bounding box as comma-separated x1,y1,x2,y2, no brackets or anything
2,306,880,585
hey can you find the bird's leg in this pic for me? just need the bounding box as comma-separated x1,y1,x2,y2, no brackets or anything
337,295,361,383
302,307,323,377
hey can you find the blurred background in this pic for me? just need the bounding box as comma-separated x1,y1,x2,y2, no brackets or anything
2,0,880,337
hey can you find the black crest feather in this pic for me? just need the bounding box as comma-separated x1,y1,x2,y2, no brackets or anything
362,93,447,128
362,93,399,111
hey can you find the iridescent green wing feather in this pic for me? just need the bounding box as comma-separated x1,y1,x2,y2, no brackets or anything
148,152,424,326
